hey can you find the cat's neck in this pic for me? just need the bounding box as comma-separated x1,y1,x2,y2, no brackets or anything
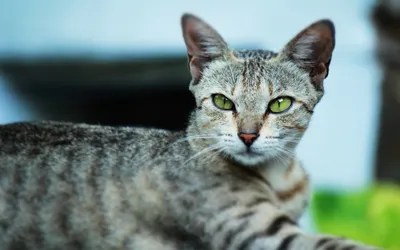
225,155,308,221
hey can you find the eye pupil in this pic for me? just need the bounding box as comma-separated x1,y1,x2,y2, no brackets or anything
212,94,234,110
268,97,292,114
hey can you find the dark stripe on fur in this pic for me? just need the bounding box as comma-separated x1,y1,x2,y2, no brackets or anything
236,211,255,220
236,166,272,188
342,246,357,250
57,150,74,237
202,182,223,191
222,220,249,250
246,197,270,208
34,154,51,245
325,245,337,250
115,143,131,213
276,233,298,250
93,147,108,237
214,219,230,235
230,185,243,192
215,206,251,234
231,83,237,96
28,225,44,248
268,82,273,97
218,201,237,213
298,102,314,114
8,238,28,250
315,237,333,248
279,124,307,133
8,164,23,231
266,215,296,236
256,74,262,90
237,232,263,250
242,61,248,87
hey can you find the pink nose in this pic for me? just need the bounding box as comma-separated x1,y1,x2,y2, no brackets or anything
238,133,258,146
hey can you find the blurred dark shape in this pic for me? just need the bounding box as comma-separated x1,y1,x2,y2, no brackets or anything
0,56,194,131
372,1,400,183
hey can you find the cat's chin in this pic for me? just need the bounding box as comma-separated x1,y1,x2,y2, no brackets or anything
229,152,270,167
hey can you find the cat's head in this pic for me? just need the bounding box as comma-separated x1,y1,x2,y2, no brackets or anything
181,13,335,166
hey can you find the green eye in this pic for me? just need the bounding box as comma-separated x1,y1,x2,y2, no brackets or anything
212,94,235,110
268,97,293,113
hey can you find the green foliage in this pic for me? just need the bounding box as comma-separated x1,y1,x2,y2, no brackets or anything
311,183,400,250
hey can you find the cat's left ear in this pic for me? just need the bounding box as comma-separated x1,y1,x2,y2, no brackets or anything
181,13,229,82
280,19,335,90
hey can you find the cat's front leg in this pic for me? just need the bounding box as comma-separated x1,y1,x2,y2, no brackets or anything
204,199,381,250
161,168,381,250
164,170,379,250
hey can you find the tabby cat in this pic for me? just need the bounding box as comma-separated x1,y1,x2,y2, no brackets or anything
0,13,380,250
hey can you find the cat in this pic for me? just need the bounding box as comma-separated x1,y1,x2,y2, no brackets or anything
0,13,381,250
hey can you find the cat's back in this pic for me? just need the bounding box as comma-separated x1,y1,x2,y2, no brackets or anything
0,121,187,179
0,121,187,165
0,121,183,155
0,121,190,250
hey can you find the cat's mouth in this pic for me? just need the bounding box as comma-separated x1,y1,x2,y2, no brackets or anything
237,148,263,157
231,149,268,166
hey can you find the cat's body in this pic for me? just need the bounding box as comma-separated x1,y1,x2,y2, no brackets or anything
0,121,307,250
0,14,380,250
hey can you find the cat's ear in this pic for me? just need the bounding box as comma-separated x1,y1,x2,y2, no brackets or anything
181,13,229,82
280,19,335,90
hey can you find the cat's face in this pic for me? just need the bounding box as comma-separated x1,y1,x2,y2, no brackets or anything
189,58,321,166
182,14,335,166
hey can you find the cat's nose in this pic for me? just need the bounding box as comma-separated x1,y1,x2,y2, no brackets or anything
238,133,259,146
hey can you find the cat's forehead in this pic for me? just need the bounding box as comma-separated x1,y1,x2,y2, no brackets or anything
233,49,278,61
196,50,319,106
203,50,310,92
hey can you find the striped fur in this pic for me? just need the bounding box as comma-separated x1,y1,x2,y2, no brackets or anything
0,13,381,250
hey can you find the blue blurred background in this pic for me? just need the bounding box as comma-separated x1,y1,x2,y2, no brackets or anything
0,0,399,248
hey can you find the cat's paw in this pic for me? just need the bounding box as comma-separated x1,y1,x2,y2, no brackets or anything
348,245,383,250
313,236,384,250
342,246,383,250
327,239,383,250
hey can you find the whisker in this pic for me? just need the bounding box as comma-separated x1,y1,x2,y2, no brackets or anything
176,134,221,143
275,146,296,160
182,143,224,165
202,146,226,162
270,148,285,164
169,134,222,148
277,137,302,142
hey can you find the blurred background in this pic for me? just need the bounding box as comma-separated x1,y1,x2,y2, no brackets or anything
0,0,399,249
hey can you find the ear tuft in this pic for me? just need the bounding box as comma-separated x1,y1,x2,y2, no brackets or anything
181,13,229,82
280,19,335,89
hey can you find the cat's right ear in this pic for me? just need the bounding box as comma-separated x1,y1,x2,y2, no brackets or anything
181,13,229,82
